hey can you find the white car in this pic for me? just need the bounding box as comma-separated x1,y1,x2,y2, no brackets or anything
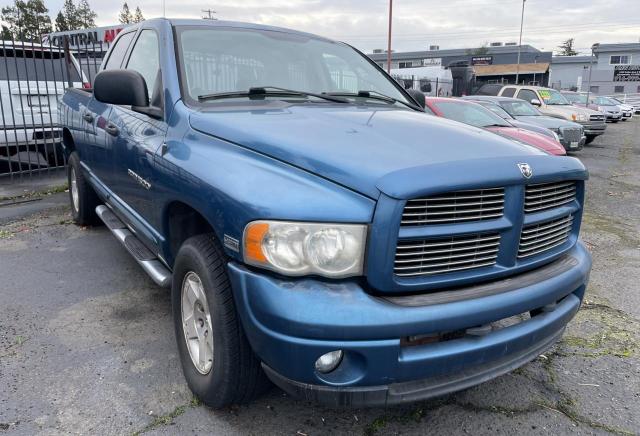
0,41,87,174
609,98,635,120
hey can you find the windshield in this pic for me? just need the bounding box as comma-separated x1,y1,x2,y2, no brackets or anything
538,88,570,105
176,26,410,105
476,102,513,119
562,93,587,104
594,96,616,106
499,100,540,116
433,101,511,128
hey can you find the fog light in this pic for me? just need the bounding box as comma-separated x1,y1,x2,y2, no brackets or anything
315,350,344,373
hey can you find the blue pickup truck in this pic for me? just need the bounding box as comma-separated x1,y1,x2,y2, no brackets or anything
59,18,592,407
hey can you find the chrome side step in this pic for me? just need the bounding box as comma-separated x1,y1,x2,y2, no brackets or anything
96,205,172,288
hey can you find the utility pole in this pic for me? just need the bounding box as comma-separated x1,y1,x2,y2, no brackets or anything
202,8,217,20
387,0,393,73
515,0,526,85
586,44,597,103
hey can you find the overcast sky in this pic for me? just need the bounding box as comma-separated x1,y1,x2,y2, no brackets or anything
2,0,639,54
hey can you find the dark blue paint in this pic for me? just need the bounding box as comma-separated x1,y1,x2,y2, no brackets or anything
59,18,593,399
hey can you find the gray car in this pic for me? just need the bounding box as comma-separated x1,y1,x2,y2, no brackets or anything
465,95,586,151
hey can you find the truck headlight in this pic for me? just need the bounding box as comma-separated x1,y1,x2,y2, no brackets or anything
550,130,560,142
243,221,367,278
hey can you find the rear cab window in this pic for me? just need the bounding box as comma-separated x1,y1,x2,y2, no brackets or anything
501,87,516,97
0,46,81,82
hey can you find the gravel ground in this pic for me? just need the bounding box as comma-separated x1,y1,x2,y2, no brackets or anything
1,119,639,436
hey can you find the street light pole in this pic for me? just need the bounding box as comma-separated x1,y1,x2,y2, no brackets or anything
387,0,393,73
515,0,526,85
586,44,596,103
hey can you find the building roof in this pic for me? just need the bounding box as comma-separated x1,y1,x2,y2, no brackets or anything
551,55,595,64
473,62,549,77
367,44,544,61
592,43,640,53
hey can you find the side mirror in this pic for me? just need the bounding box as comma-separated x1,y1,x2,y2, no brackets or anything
94,70,149,107
530,98,542,106
405,89,426,109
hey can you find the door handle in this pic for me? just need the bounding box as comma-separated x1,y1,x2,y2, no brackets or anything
105,123,119,137
82,112,94,123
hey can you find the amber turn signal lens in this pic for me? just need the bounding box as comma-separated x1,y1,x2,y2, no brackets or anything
244,222,269,263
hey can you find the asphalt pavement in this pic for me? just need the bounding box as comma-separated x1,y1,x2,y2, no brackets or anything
1,119,639,436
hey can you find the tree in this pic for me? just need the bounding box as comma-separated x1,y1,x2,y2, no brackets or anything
118,2,133,24
132,6,144,23
1,25,12,40
55,11,68,31
466,44,490,56
76,0,97,28
1,0,53,42
558,38,578,56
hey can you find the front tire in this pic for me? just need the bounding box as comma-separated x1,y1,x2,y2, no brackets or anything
172,234,270,408
67,152,99,225
585,135,596,145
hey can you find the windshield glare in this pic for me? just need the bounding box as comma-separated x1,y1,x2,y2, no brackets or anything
500,100,540,116
562,93,587,104
539,89,570,105
434,101,510,128
177,27,409,105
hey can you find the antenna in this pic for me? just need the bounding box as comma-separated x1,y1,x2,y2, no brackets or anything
202,8,217,20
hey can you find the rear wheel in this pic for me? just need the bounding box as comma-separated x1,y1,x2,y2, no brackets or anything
172,234,270,408
67,152,99,225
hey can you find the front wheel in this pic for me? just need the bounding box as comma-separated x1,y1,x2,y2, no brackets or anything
67,152,99,225
172,234,270,408
585,135,596,145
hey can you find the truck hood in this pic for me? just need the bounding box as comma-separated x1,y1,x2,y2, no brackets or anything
513,115,580,129
190,103,546,199
543,104,602,118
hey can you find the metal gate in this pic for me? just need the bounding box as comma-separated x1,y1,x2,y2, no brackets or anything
0,37,106,180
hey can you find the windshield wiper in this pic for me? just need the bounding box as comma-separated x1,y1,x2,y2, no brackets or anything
198,86,349,103
326,90,422,111
483,124,509,128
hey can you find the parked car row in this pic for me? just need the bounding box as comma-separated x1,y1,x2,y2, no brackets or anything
473,84,634,149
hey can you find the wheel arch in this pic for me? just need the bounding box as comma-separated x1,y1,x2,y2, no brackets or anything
162,200,219,267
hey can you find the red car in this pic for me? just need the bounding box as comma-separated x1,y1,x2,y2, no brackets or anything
424,97,566,156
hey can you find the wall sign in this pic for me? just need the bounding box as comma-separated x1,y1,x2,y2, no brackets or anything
471,56,493,65
43,25,128,49
613,65,640,82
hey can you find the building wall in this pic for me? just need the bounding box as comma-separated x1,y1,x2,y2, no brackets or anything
595,49,640,70
549,62,591,90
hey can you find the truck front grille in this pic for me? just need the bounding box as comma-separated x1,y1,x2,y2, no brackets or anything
524,181,576,213
518,214,573,258
560,127,581,143
401,188,504,226
394,233,500,277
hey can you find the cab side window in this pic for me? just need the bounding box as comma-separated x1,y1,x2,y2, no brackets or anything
501,87,516,97
517,89,538,104
126,30,160,102
103,32,136,70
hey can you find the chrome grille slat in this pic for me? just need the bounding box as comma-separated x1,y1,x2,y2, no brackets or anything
395,240,501,256
518,214,573,258
395,232,500,277
404,198,504,209
525,185,575,199
402,205,504,217
394,248,500,264
525,181,577,213
402,187,505,226
397,235,500,250
394,260,499,277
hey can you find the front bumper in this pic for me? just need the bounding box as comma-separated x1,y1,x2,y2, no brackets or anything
228,242,592,406
559,136,585,152
581,122,606,136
